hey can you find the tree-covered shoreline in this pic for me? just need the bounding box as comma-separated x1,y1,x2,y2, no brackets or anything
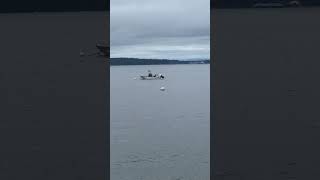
110,58,209,66
211,0,320,9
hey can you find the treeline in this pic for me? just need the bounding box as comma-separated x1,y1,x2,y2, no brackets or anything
110,58,210,66
1,0,108,13
211,0,320,8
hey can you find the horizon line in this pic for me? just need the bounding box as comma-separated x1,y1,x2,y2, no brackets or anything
110,57,210,60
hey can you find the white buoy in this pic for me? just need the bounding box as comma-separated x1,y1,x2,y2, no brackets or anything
160,87,166,91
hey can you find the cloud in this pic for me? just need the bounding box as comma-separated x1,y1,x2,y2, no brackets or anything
111,0,210,60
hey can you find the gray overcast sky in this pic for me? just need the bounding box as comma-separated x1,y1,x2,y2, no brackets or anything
111,0,210,60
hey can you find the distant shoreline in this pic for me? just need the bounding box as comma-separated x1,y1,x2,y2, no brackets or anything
0,10,108,15
211,6,320,9
211,1,320,9
110,58,210,66
110,63,210,66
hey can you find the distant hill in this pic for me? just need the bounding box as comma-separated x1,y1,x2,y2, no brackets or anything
211,0,320,8
110,58,210,66
1,0,108,13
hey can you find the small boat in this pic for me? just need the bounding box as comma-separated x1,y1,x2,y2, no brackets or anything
140,70,165,80
96,43,109,57
140,76,165,80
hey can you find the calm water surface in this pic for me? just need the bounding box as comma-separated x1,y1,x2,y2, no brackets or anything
111,64,210,180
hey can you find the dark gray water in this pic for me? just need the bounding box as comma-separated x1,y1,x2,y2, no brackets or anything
111,64,210,180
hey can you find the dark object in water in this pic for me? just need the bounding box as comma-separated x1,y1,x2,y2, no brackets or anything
140,75,165,80
96,43,109,57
